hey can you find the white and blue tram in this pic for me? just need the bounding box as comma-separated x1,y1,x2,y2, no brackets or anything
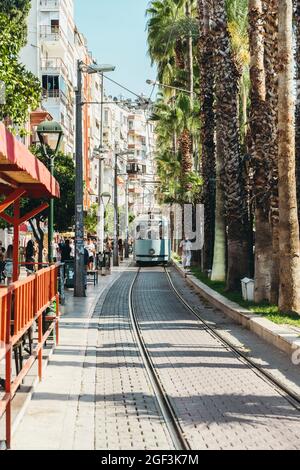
134,214,171,265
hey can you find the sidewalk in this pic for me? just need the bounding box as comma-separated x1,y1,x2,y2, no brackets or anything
12,259,132,450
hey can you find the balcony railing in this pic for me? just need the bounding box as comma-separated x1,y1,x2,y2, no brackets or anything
40,25,66,44
41,58,68,76
39,0,60,10
42,89,68,105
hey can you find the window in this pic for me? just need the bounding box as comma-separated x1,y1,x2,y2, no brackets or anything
104,110,109,124
128,120,134,130
51,19,59,33
42,75,59,97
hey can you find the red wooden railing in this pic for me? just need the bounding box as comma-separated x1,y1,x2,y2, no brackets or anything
0,265,60,449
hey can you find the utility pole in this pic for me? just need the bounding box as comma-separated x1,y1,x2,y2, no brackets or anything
124,175,129,258
49,157,54,263
97,73,105,255
74,60,86,297
113,150,119,267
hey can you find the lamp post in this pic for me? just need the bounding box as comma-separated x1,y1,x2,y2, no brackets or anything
124,175,129,259
146,79,194,96
113,149,134,267
97,65,115,256
37,120,64,263
74,61,115,297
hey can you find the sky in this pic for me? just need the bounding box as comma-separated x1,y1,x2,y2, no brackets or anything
75,0,156,100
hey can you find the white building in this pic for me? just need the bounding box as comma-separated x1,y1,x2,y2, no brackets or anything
20,0,76,156
20,0,102,209
20,0,157,217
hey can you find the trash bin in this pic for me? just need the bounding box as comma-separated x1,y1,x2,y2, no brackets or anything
65,260,75,288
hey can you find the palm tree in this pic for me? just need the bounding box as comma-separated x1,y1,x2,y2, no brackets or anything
277,0,300,313
198,0,216,273
213,0,250,290
262,0,279,304
248,0,273,302
294,0,300,224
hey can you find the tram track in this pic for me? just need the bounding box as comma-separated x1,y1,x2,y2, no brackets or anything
129,266,300,450
164,266,300,413
129,268,190,451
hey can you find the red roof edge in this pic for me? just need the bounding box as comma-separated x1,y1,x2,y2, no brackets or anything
0,122,60,199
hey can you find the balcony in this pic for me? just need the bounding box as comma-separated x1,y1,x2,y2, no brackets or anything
39,0,60,10
40,25,67,48
42,88,68,105
41,58,68,76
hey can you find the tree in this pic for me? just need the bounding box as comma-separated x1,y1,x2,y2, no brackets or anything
84,204,98,235
248,0,273,302
294,0,300,224
21,146,75,263
0,0,41,128
213,0,250,290
262,0,280,304
198,0,217,274
277,0,300,313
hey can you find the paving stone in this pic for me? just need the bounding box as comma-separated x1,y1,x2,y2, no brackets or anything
132,269,300,450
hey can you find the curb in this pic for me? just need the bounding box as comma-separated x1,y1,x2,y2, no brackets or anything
172,260,300,359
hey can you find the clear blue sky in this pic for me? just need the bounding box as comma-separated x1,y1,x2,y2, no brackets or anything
75,0,156,99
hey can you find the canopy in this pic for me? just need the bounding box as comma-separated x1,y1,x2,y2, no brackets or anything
0,122,60,199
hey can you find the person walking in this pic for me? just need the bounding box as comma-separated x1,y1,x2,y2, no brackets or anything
25,240,36,275
4,245,13,285
118,238,124,261
0,246,6,283
86,238,96,270
61,239,72,263
180,237,193,272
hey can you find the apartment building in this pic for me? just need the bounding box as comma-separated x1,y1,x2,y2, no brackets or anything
127,109,157,215
20,0,76,155
20,1,157,217
20,0,102,209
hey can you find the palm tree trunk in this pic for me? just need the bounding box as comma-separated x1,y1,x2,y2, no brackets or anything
179,128,193,194
262,0,280,304
248,0,273,301
211,124,226,281
198,0,216,272
214,0,249,291
294,0,300,224
186,1,194,100
278,0,300,313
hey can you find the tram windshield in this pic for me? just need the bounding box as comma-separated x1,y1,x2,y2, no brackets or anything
135,219,168,240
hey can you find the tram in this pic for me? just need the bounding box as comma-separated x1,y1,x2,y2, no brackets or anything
134,213,171,265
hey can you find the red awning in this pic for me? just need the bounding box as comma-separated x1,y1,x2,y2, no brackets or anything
0,122,60,199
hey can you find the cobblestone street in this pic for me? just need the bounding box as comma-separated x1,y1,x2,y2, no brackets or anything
11,266,300,450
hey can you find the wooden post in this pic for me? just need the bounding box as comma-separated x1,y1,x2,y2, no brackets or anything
13,199,20,283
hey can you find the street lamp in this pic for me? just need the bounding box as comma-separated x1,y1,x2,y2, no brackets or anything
91,64,116,257
99,191,111,246
146,79,195,96
113,149,134,267
75,61,115,297
37,120,64,263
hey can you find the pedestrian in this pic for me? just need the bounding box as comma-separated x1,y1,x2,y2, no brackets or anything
70,238,75,259
0,246,6,283
180,236,193,272
61,239,72,263
25,240,36,275
118,238,124,261
84,245,89,289
86,238,95,270
4,245,13,285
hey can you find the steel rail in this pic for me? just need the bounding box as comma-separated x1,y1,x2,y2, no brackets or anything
129,268,190,451
164,267,300,412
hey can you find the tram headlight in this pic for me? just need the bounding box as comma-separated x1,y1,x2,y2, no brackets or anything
149,248,155,256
